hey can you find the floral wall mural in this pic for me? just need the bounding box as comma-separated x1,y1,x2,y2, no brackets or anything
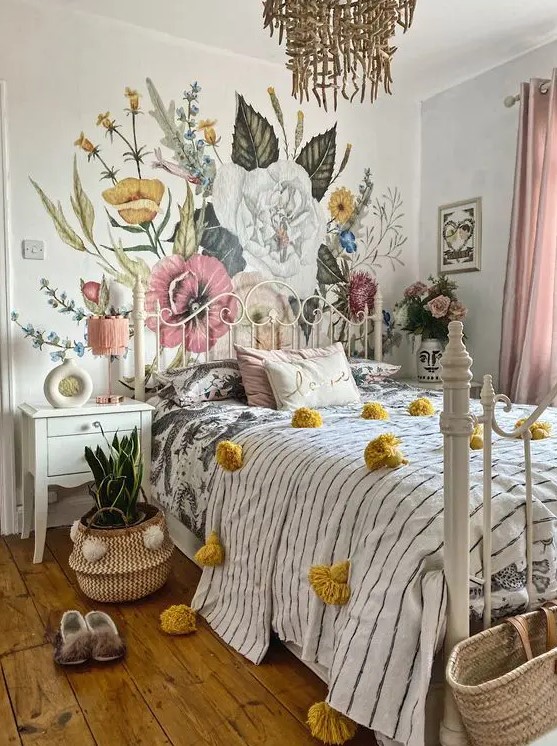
13,79,407,370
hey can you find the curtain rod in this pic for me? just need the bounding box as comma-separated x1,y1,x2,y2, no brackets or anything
504,79,551,108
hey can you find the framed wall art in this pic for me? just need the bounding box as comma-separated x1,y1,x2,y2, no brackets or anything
438,197,481,274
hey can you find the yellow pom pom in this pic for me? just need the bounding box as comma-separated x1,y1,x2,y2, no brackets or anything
216,440,243,471
308,560,351,606
470,424,484,450
292,407,323,428
515,418,552,440
364,433,408,471
307,701,358,744
160,604,196,635
361,402,389,420
408,397,436,416
194,531,225,566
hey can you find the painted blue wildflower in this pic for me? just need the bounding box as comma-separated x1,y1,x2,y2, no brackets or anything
47,331,59,343
176,106,187,122
73,342,85,357
340,230,357,253
197,139,205,150
190,102,199,115
185,129,196,141
191,82,201,94
10,311,18,321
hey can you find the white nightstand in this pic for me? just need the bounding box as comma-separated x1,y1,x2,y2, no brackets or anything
397,378,482,399
19,398,154,563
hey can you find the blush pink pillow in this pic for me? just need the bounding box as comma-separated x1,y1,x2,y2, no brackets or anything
234,342,344,408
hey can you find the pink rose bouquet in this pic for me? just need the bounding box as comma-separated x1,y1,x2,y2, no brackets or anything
394,274,467,341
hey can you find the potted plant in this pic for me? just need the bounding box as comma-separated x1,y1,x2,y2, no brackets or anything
394,275,467,382
68,427,174,602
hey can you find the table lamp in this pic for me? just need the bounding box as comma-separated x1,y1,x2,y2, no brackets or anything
87,315,129,404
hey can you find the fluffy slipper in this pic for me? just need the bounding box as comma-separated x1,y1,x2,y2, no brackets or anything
85,611,126,662
54,610,91,665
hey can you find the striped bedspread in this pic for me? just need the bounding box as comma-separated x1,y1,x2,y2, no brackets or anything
188,383,557,746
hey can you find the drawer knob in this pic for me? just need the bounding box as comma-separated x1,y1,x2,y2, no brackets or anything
92,421,101,429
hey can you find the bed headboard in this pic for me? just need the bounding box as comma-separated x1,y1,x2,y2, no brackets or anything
131,277,383,402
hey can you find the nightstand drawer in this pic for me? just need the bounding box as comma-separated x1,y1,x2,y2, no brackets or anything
47,412,141,438
47,430,135,477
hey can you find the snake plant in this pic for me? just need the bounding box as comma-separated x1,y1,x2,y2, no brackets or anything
84,426,144,527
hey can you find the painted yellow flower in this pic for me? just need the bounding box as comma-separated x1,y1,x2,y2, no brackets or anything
102,178,165,225
199,119,218,145
125,87,140,112
96,112,114,129
328,187,355,224
74,132,96,153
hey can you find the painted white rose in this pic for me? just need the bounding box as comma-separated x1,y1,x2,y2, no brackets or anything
212,161,326,297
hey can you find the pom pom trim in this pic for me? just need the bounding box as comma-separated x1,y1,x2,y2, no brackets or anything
292,407,323,428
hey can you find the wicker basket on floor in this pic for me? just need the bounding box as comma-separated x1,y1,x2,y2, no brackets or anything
69,503,174,603
447,605,557,746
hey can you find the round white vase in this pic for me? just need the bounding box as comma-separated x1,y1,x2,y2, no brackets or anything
416,338,444,383
43,353,93,408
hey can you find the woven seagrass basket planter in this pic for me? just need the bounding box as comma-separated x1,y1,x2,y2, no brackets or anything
69,503,174,603
447,607,557,746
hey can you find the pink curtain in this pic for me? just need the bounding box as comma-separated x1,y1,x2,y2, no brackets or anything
499,69,557,404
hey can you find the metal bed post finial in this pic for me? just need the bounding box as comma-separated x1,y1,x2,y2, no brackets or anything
132,276,146,403
439,320,474,746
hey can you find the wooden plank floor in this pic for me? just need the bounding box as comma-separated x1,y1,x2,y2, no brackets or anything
0,529,377,745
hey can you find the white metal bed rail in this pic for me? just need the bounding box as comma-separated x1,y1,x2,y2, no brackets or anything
132,276,384,401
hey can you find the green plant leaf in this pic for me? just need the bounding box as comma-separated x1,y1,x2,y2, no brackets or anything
317,244,347,285
84,445,106,486
296,125,337,201
173,182,197,258
30,179,86,251
231,93,279,171
198,204,246,277
71,155,95,245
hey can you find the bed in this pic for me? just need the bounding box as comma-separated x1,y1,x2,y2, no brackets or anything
132,278,557,746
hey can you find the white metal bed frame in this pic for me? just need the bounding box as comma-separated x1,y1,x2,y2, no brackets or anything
132,277,547,746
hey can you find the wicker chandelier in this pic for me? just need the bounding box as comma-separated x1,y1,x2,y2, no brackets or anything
263,0,417,110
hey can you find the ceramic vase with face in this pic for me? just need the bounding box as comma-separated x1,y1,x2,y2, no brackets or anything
43,352,93,408
417,338,444,383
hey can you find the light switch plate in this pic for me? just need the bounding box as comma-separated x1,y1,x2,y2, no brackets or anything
22,239,45,260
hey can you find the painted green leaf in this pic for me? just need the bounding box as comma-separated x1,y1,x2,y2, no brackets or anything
317,244,347,285
156,190,172,240
173,183,197,258
98,275,110,314
198,204,246,277
231,93,279,171
296,125,337,201
71,155,95,245
30,179,86,251
145,77,187,162
106,239,151,289
288,295,321,344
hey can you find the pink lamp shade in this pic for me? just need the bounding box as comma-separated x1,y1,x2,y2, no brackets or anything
88,316,129,357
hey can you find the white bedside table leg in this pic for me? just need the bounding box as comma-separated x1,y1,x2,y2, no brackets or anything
21,472,33,539
33,481,48,563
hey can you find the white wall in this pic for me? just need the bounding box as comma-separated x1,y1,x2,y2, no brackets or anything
419,40,557,386
1,0,420,408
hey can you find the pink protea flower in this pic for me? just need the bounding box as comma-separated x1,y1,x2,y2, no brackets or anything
449,300,468,321
404,281,428,298
427,294,451,319
348,271,377,318
145,254,237,352
81,281,101,304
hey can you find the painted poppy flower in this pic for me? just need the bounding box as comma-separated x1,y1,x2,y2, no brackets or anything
145,254,237,352
102,178,165,225
81,281,100,304
339,230,357,253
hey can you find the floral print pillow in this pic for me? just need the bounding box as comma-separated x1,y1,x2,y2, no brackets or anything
156,360,246,407
349,357,401,389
